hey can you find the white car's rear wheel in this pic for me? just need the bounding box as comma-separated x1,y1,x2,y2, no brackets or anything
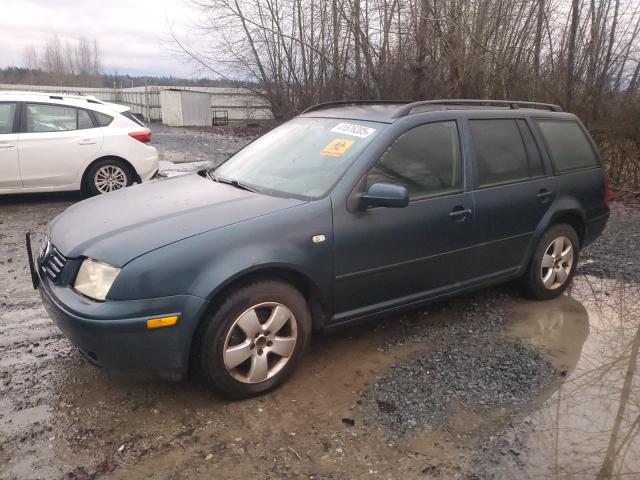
85,159,133,196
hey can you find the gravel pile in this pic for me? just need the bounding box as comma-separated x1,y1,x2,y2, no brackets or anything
579,204,640,283
366,337,556,436
364,298,559,438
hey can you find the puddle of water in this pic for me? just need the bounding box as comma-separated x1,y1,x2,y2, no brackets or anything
507,275,640,479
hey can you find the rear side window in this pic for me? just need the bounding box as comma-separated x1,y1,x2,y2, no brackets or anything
368,121,462,200
536,119,599,171
25,104,95,132
94,112,114,127
470,119,544,187
0,103,16,134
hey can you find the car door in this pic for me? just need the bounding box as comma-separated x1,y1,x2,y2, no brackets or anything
0,102,22,188
468,117,555,272
18,103,102,188
332,120,480,319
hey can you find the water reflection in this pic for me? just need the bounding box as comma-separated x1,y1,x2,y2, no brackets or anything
512,275,640,479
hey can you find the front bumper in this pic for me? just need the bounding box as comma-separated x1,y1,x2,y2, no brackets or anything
37,267,208,379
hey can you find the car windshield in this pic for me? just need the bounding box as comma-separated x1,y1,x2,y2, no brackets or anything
213,117,385,199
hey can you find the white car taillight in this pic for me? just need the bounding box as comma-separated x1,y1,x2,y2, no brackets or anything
128,131,151,143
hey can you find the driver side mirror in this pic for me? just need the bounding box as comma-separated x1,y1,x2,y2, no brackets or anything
361,182,409,209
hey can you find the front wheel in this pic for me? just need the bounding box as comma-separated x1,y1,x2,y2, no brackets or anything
197,280,312,398
524,223,580,300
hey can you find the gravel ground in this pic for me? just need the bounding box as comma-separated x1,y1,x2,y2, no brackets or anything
151,123,263,166
580,202,640,282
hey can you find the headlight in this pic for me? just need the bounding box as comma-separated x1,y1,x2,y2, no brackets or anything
74,258,121,301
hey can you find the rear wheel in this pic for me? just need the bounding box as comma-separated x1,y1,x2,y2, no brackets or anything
524,223,579,300
85,159,133,196
197,280,311,398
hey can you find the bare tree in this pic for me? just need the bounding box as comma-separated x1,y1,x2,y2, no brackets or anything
178,0,640,187
23,46,39,70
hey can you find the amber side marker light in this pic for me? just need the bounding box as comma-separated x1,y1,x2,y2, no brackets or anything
146,315,179,329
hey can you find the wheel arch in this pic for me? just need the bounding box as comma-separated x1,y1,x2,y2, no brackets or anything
523,205,586,272
551,211,586,246
187,264,329,374
202,264,329,331
81,155,141,193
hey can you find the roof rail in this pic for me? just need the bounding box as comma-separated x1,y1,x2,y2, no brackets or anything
301,100,410,115
391,99,563,118
0,90,103,103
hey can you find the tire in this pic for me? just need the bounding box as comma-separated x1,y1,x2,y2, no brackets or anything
524,223,580,300
196,279,312,399
85,158,133,196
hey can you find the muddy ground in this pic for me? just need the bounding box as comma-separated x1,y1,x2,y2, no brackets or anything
1,127,639,479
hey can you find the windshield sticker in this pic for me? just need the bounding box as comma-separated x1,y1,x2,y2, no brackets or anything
321,138,355,157
330,123,376,138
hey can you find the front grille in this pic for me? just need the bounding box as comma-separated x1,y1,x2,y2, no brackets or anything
41,244,68,281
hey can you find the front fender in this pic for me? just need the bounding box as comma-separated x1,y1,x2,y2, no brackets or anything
108,199,334,308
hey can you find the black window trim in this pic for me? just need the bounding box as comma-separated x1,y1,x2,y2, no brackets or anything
468,117,548,190
0,101,21,134
365,119,465,204
532,117,603,175
20,101,98,133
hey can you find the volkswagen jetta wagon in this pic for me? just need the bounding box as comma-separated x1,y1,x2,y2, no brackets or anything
32,99,610,398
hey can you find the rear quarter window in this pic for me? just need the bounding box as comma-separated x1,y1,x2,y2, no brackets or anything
121,110,146,128
535,119,600,172
94,112,114,127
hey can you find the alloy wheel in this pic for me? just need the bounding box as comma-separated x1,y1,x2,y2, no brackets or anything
223,302,298,384
540,235,574,289
94,165,127,193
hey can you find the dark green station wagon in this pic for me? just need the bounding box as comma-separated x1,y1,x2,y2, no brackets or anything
30,99,610,398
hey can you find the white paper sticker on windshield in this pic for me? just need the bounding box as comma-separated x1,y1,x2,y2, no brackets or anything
330,123,376,138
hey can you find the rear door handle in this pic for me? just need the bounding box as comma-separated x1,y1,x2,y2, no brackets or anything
449,207,472,220
537,189,553,203
78,139,97,145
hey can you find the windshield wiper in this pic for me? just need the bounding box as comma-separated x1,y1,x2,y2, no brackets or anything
206,170,258,193
216,175,258,193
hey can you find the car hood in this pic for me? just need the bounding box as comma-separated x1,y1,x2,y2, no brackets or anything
49,173,306,267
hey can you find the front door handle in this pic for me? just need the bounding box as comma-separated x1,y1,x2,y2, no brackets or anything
0,143,15,149
449,207,472,221
78,139,97,145
537,189,553,203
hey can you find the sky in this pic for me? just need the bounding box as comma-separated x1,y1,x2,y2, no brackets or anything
0,0,205,77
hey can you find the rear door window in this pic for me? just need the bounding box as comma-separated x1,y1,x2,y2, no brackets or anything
78,109,95,129
367,121,462,200
25,104,94,132
470,119,545,187
535,119,599,172
0,103,17,134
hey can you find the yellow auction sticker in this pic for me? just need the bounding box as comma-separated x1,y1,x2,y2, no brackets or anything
321,138,355,157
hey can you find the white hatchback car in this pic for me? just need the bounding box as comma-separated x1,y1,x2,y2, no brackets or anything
0,92,159,195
